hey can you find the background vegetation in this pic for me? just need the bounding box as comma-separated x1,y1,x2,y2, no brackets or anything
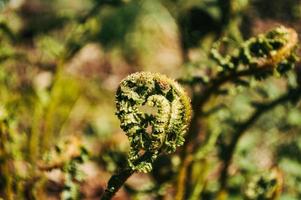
0,0,301,199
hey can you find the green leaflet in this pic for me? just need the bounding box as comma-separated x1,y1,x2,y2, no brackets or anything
116,72,192,172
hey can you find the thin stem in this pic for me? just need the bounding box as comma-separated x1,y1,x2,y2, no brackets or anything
219,87,301,190
101,168,135,200
175,155,193,200
0,121,14,200
101,151,157,199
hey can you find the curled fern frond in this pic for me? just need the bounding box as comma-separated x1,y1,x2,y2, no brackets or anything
244,168,283,200
240,26,298,69
211,26,298,74
115,72,192,172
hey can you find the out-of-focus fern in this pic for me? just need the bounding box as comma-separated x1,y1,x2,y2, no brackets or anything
39,137,89,200
244,168,283,200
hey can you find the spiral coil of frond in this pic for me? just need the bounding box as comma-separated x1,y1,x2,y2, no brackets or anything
244,168,283,200
211,26,298,75
115,72,191,172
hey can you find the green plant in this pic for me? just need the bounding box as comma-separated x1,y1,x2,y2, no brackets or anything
39,137,89,200
101,72,192,199
101,26,299,200
244,167,283,200
177,26,299,200
0,1,301,199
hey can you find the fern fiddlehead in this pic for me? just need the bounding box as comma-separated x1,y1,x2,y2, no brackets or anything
101,72,191,200
193,26,298,113
116,72,192,172
211,26,298,74
244,168,283,200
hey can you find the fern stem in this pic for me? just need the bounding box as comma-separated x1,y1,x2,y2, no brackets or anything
101,168,134,200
